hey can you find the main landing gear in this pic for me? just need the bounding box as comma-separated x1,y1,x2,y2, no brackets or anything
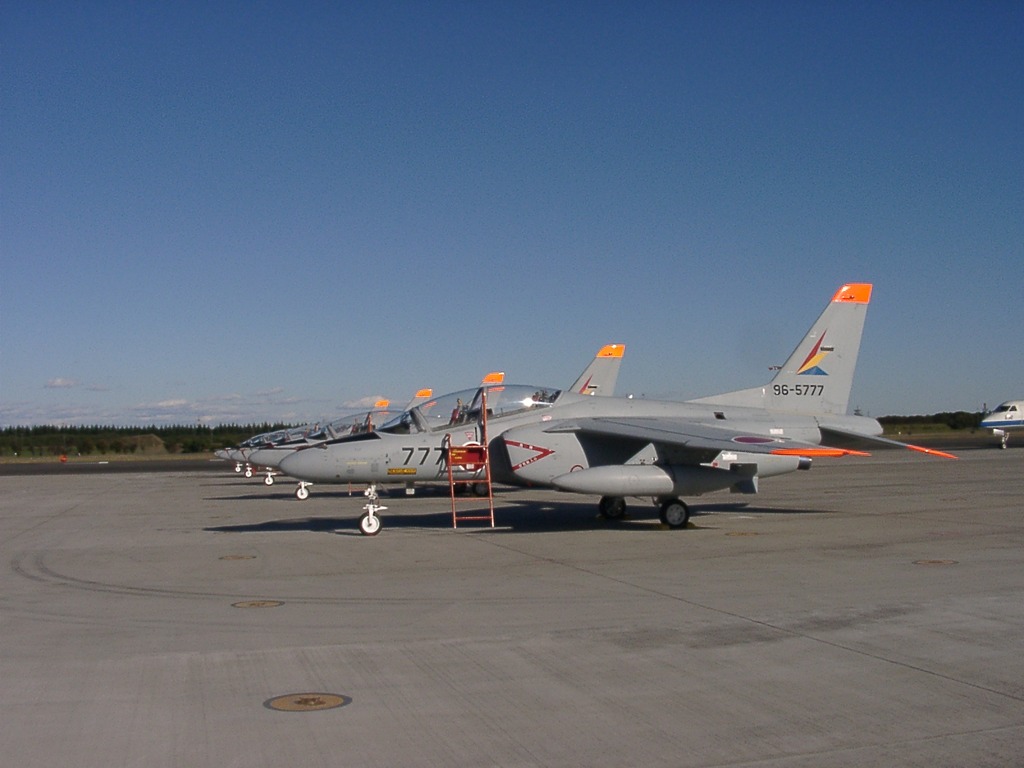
658,498,691,528
358,484,386,536
597,495,691,529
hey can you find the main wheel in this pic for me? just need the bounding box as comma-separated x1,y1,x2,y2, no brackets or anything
295,484,310,500
599,496,627,519
359,513,382,536
659,498,690,529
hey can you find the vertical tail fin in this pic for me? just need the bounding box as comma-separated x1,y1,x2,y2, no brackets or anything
560,343,625,400
692,283,872,415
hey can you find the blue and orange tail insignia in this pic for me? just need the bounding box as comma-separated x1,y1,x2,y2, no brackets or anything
797,332,832,376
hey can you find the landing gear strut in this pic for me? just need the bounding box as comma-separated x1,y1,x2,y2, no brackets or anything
358,484,386,536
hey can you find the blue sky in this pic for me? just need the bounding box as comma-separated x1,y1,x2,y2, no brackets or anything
2,1,1021,426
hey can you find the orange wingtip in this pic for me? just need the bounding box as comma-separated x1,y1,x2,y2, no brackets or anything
413,388,433,398
771,448,871,457
374,399,390,408
831,283,873,304
481,372,505,384
906,444,958,459
596,343,625,358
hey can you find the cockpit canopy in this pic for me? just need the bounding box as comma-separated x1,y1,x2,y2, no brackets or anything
990,402,1018,414
378,384,561,435
315,409,405,439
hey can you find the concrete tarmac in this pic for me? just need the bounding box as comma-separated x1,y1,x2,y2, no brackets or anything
2,448,1022,767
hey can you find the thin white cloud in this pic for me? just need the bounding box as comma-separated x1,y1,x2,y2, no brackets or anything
156,399,189,408
4,387,339,427
342,394,391,409
45,378,78,389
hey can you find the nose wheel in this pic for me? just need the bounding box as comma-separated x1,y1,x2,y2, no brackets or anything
358,484,386,536
295,482,311,500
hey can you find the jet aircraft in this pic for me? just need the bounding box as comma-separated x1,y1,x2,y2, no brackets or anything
491,283,956,528
980,400,1024,448
287,380,498,500
278,344,626,533
248,403,398,488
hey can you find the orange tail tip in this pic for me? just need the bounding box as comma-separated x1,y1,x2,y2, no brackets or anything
906,444,959,459
832,283,873,304
414,388,433,398
771,448,871,458
597,343,625,359
374,399,390,408
481,371,505,384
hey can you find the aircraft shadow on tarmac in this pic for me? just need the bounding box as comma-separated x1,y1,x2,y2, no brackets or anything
203,497,835,536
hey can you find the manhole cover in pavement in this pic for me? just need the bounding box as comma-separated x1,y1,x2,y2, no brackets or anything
264,693,351,712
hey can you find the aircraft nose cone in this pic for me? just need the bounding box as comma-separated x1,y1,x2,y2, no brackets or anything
279,446,333,482
247,448,275,468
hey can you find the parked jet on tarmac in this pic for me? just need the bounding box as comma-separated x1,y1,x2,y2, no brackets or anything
288,378,499,499
492,283,956,529
283,284,955,536
248,402,400,487
980,400,1024,448
279,344,626,532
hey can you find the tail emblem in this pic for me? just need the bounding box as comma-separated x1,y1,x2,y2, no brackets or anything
796,332,834,376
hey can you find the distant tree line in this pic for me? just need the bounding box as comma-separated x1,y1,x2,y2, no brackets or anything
0,424,294,458
878,411,982,432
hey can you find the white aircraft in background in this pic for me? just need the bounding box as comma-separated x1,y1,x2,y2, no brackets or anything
980,400,1024,448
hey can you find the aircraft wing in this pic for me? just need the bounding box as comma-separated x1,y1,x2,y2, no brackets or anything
818,426,957,459
544,417,866,466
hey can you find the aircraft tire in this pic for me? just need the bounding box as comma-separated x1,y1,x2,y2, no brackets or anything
659,499,690,529
264,474,274,486
359,513,382,536
599,496,627,519
244,467,253,478
295,485,310,501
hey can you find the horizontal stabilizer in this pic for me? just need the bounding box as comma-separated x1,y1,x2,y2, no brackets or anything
819,427,958,459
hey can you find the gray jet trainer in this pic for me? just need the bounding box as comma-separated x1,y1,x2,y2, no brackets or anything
282,284,954,535
279,344,626,533
492,283,955,528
